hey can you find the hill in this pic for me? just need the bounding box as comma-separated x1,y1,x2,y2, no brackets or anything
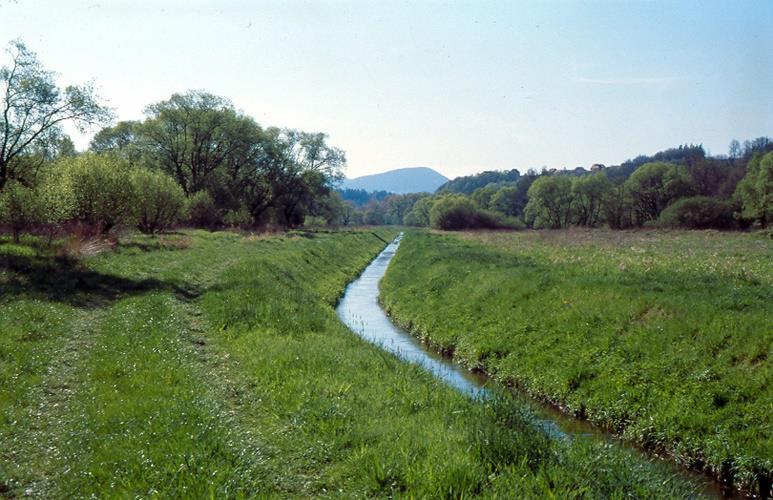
342,167,448,194
436,168,521,194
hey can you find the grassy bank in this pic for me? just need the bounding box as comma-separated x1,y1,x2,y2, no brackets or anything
2,228,706,497
380,229,772,496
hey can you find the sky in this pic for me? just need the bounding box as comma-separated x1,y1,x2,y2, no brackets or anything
1,0,771,179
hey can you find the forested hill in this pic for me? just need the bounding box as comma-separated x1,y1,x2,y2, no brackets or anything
436,142,773,195
341,167,448,194
437,147,711,195
436,169,521,194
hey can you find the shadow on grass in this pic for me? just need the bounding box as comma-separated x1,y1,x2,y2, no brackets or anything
118,241,187,253
286,230,317,239
0,252,197,309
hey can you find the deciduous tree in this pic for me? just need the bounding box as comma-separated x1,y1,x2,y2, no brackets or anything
572,171,611,226
131,168,187,234
60,154,135,234
0,180,38,242
735,151,773,227
524,175,573,229
0,41,110,189
624,162,692,223
142,91,252,195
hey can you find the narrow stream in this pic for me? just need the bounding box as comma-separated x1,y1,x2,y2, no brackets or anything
336,233,731,499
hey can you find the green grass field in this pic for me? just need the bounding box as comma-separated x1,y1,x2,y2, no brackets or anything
380,228,772,496
1,228,714,497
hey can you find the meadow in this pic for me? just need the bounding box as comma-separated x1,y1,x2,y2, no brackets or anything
380,228,772,497
0,228,710,497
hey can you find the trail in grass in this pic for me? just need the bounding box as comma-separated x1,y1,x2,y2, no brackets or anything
2,308,103,497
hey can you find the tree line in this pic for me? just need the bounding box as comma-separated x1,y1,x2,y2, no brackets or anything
2,40,770,241
0,40,346,242
343,141,772,230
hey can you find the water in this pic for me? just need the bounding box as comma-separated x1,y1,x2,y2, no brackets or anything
336,232,732,498
337,233,488,398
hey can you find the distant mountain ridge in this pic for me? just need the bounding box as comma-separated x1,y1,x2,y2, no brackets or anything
341,167,448,194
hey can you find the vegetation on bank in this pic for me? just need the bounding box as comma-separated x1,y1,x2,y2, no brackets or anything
1,229,709,497
380,229,772,496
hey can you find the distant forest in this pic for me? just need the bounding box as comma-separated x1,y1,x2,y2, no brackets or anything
337,140,772,230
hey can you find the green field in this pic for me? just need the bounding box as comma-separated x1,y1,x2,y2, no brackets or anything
380,229,772,496
0,229,712,497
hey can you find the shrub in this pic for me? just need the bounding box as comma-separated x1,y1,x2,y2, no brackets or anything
131,168,187,234
734,151,773,228
187,191,221,228
470,209,508,229
60,154,135,234
429,195,477,230
223,207,254,227
223,207,253,228
403,197,435,227
0,169,76,244
499,215,526,230
0,181,39,242
36,167,76,243
362,203,385,225
303,215,328,227
429,195,513,230
657,196,737,229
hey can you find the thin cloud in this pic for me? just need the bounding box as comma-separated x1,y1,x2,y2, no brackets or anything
577,76,685,85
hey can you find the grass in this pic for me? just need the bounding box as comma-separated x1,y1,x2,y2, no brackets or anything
1,228,709,497
379,228,772,497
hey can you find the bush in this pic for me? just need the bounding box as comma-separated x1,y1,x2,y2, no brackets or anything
403,197,435,227
187,191,221,228
734,151,773,228
131,168,187,234
657,196,737,229
429,195,477,230
470,209,508,229
500,215,526,230
60,154,135,234
0,181,39,242
303,215,328,227
624,162,693,223
429,195,514,230
0,169,76,244
223,207,253,228
36,167,76,243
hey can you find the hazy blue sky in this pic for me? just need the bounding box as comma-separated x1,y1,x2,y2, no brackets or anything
2,0,771,178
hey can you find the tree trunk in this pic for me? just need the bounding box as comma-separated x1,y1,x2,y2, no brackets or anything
0,160,6,190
